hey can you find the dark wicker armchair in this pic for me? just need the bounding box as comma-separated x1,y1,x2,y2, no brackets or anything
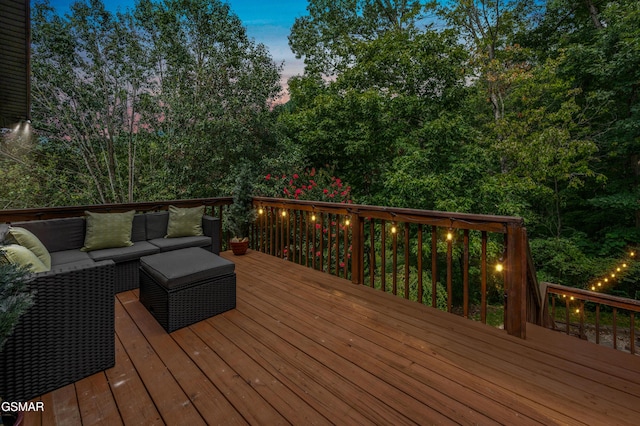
0,260,115,402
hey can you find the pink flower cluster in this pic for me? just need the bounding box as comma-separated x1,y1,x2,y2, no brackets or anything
265,168,353,203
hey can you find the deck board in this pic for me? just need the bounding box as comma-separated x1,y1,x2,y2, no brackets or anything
23,250,640,425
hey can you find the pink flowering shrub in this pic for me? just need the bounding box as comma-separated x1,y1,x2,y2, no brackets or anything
263,167,354,203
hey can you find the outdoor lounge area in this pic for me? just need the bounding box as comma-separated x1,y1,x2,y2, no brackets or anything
1,197,640,425
18,250,640,425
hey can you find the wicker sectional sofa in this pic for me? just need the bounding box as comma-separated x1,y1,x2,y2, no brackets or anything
0,210,220,402
5,211,220,293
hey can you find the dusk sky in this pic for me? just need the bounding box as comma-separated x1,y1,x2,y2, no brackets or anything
46,0,310,94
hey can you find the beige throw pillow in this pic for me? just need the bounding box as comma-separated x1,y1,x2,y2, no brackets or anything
7,226,51,269
1,244,49,273
165,205,204,238
81,210,135,252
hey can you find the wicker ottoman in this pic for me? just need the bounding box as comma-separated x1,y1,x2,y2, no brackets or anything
139,247,236,332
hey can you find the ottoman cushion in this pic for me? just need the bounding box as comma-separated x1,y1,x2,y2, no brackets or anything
140,247,234,289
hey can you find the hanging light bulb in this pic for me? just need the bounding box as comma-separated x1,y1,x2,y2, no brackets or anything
281,210,287,217
597,282,602,287
311,213,316,221
258,207,264,215
495,262,503,272
591,286,596,291
446,227,453,241
345,216,351,226
575,308,580,314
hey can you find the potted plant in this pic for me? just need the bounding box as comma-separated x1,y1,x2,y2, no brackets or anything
0,258,34,426
224,165,257,255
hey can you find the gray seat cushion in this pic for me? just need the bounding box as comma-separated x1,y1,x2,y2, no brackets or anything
50,250,93,266
88,241,160,263
140,247,234,290
148,236,212,252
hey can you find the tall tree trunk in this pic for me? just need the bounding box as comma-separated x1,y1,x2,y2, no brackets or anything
583,0,603,29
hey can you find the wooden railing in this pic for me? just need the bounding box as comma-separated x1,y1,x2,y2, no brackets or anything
1,197,542,338
543,282,640,354
251,197,540,338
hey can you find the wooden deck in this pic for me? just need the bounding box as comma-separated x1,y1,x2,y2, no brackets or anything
24,251,640,425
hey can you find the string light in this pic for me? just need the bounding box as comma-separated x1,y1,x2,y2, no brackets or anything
311,213,316,221
345,216,351,226
281,210,287,217
258,207,264,215
589,247,637,292
495,262,503,272
391,223,397,234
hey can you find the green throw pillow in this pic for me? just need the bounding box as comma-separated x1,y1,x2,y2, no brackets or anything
165,205,204,238
6,226,52,269
82,210,135,252
1,244,49,273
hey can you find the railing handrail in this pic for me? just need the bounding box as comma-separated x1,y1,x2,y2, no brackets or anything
544,282,640,312
0,197,234,222
253,197,525,233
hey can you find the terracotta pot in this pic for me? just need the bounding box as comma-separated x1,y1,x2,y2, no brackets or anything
230,240,249,255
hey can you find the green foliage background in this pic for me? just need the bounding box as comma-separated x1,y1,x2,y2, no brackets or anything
1,0,639,295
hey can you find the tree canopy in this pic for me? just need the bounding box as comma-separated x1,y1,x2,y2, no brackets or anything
1,0,638,292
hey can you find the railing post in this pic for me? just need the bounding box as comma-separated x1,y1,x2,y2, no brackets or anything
505,223,527,338
351,213,364,285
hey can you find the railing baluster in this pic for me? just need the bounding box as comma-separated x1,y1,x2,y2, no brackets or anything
335,217,340,277
293,210,297,263
613,308,618,350
404,223,410,300
343,218,349,279
319,213,325,272
481,231,487,324
381,220,386,292
392,223,398,296
565,296,570,335
369,219,375,288
327,214,332,274
447,230,453,313
269,207,274,256
595,304,600,344
305,211,310,267
431,225,437,309
579,301,585,338
551,296,556,330
312,213,317,270
417,224,423,304
631,312,636,355
463,229,469,318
